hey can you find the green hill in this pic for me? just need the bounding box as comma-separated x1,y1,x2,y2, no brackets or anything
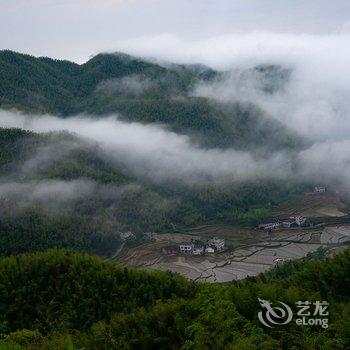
0,248,348,349
0,127,305,258
0,50,301,151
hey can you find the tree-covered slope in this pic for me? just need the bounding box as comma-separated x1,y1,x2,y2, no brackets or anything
0,50,301,151
0,127,305,258
0,248,348,349
0,50,194,115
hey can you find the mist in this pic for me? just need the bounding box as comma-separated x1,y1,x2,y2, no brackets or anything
2,32,350,189
0,108,348,190
0,179,95,214
0,110,292,184
116,32,350,140
96,75,155,98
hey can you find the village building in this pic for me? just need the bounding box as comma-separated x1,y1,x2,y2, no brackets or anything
119,231,135,241
314,186,326,193
179,241,194,254
259,221,280,230
205,246,215,253
162,245,179,256
208,237,225,251
291,215,306,226
273,257,285,265
282,219,295,228
192,240,205,255
282,215,306,228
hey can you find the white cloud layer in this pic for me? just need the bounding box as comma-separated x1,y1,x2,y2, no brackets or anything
1,109,350,190
0,111,292,183
0,179,95,212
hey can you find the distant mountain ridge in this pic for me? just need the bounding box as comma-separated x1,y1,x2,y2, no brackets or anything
0,50,300,151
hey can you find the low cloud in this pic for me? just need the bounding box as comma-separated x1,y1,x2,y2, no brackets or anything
1,107,350,190
0,111,293,184
0,179,95,212
96,75,154,97
3,29,350,192
0,111,350,191
120,33,350,145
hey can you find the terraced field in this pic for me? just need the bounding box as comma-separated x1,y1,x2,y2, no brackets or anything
113,224,350,283
273,192,347,218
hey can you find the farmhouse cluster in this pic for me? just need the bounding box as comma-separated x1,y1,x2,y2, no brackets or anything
162,237,225,256
259,215,307,230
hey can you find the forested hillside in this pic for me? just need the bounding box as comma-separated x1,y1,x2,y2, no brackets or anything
0,50,300,151
0,248,348,349
0,50,310,259
0,127,305,257
1,0,348,347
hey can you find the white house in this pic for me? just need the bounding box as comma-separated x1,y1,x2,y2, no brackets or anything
293,215,306,226
273,257,285,265
179,242,193,254
205,246,215,253
282,220,295,228
208,237,225,251
288,215,306,226
314,186,326,193
119,231,135,240
259,222,280,230
192,240,205,255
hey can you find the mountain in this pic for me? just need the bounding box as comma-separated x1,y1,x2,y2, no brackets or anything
0,50,347,350
0,248,348,349
0,127,304,257
0,50,309,258
0,50,301,151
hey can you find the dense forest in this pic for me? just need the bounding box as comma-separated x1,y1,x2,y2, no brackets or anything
0,50,349,349
0,50,310,258
0,50,300,151
0,248,348,349
0,126,305,257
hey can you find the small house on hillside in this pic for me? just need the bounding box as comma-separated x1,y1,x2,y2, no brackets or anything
179,241,194,254
282,219,295,228
314,186,326,193
119,231,136,241
205,246,215,253
290,215,306,226
208,237,225,251
193,240,205,255
259,221,280,230
273,257,285,265
282,215,306,228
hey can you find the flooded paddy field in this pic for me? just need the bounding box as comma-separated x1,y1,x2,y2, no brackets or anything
114,223,350,283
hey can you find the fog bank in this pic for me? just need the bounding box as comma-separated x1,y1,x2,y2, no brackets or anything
1,110,350,190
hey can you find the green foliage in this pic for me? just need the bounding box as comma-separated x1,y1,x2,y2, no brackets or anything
0,50,302,150
0,127,305,257
3,330,42,347
220,208,271,226
0,48,344,350
0,250,196,333
0,249,348,349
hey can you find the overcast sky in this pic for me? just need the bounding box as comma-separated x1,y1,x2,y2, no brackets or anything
1,0,350,63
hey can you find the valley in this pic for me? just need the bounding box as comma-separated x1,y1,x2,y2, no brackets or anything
1,1,350,347
114,192,350,282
